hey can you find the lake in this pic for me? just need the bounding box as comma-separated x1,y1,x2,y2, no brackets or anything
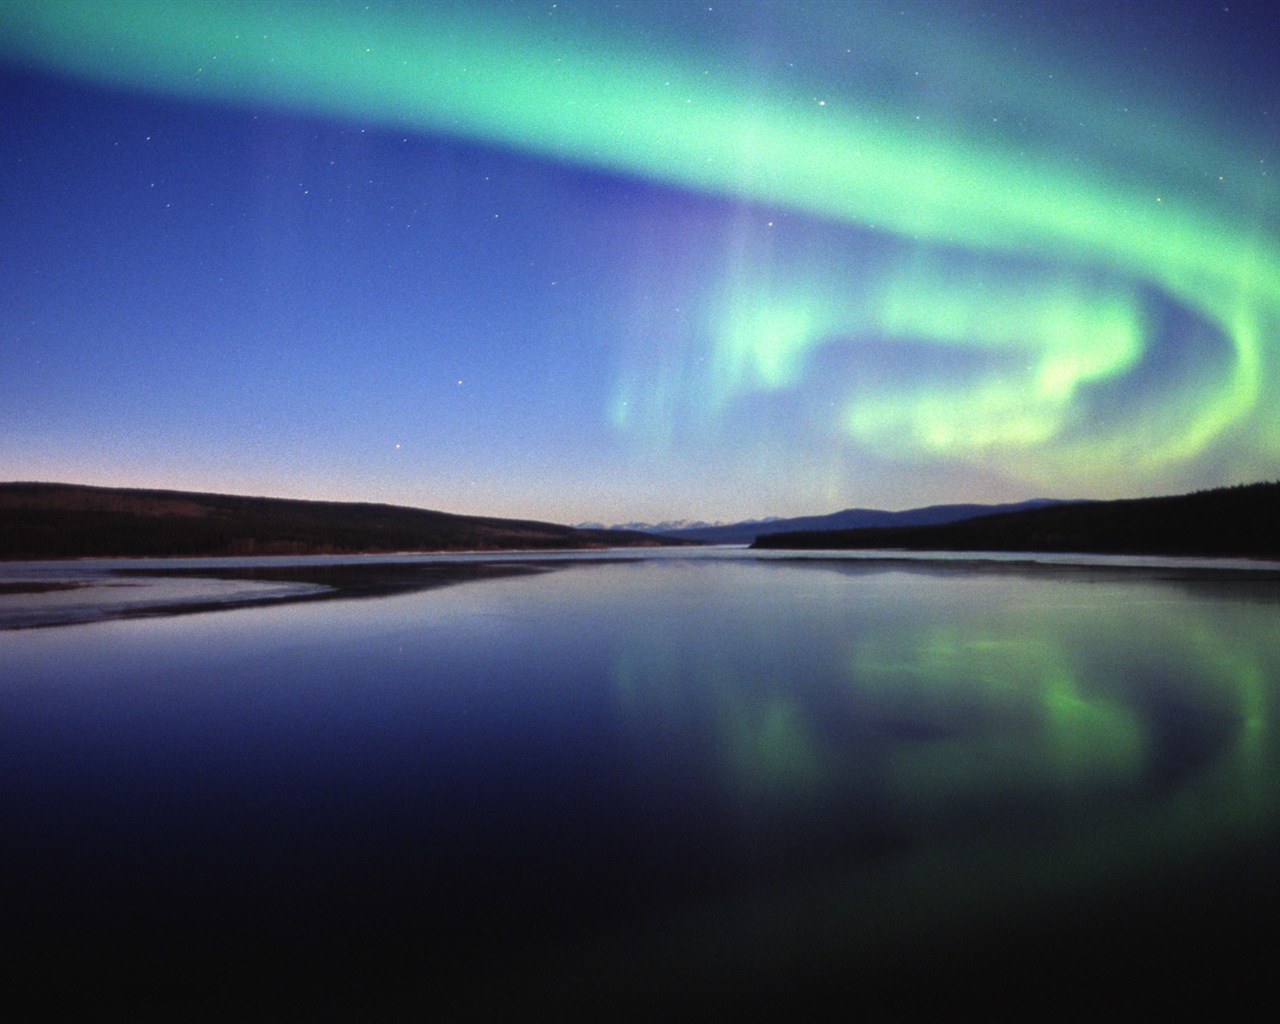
3,549,1280,1016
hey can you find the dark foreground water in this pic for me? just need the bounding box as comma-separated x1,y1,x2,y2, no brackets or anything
4,552,1280,1016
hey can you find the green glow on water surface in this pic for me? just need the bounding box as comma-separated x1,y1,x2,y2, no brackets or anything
594,567,1280,996
611,569,1279,886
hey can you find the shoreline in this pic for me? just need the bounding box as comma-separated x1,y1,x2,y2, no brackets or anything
5,548,1280,631
0,559,559,631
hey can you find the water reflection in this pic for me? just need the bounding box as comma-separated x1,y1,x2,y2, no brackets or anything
2,555,1278,1012
599,561,1280,1005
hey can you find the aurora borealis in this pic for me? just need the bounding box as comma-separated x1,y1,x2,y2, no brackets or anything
2,0,1278,522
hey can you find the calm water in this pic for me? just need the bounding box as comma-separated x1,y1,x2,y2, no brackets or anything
4,552,1280,1014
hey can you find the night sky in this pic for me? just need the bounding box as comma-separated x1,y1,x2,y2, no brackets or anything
3,0,1279,525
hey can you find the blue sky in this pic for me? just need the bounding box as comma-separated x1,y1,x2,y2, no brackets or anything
3,1,1279,523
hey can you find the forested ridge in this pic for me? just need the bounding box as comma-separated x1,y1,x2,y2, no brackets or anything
753,481,1280,559
0,483,679,559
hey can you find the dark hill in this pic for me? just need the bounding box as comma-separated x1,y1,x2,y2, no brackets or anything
0,483,685,559
752,481,1280,560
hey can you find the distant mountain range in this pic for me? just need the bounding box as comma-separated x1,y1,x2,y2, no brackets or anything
752,481,1280,560
0,483,688,560
586,499,1075,545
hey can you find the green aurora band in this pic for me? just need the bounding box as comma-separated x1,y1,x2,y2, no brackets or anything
4,0,1277,489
